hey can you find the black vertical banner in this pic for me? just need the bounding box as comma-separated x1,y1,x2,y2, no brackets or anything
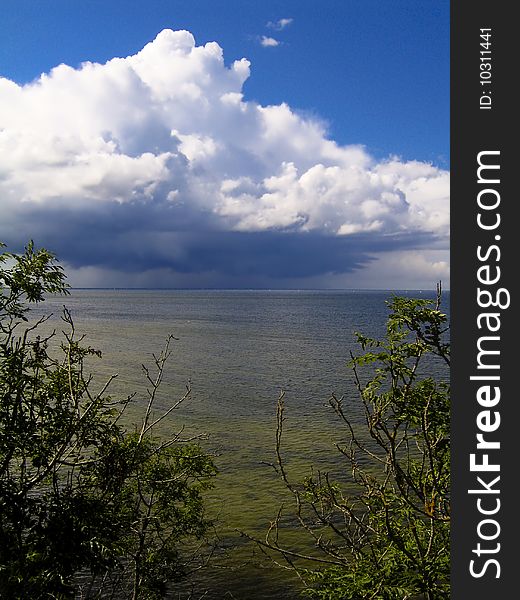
451,2,515,598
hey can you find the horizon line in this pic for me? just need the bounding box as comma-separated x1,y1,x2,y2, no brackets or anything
64,286,450,293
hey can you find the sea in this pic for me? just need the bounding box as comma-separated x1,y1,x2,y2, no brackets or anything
31,288,449,599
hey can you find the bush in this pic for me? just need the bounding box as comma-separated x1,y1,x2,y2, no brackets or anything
260,287,450,599
0,242,217,599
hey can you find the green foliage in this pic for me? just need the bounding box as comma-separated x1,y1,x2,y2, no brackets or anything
266,288,450,600
0,240,68,321
0,242,216,599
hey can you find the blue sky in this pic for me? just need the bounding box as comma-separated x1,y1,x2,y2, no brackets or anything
1,0,449,165
0,0,449,289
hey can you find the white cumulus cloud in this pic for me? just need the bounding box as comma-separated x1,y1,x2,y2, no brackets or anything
0,29,449,287
260,36,281,47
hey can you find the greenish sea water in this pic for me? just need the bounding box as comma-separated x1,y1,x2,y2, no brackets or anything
32,289,448,599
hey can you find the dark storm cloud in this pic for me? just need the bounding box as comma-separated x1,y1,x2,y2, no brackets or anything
4,194,437,283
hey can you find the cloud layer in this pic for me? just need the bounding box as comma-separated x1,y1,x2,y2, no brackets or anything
0,29,449,287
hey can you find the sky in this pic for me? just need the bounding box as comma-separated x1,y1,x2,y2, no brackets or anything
0,0,450,290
